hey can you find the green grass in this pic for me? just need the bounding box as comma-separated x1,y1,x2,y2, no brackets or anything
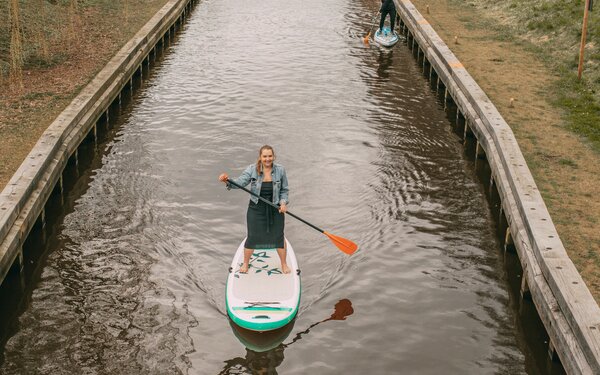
556,76,600,151
558,157,578,168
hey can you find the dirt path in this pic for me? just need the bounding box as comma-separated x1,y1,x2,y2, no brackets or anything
408,0,600,302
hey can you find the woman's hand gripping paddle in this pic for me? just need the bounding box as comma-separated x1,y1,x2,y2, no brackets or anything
225,179,358,255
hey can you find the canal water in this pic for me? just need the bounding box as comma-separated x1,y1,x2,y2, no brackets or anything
0,0,548,373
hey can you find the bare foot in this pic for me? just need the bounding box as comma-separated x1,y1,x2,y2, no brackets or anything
281,264,291,274
240,263,249,273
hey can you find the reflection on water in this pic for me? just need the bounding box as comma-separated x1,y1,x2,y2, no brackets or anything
376,49,395,79
222,300,354,374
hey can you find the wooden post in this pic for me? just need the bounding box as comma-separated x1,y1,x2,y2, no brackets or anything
59,175,64,206
577,0,591,80
548,338,560,362
456,111,466,138
474,141,485,169
520,270,531,300
41,207,46,229
504,228,515,254
463,120,473,141
475,141,485,159
444,88,449,111
17,249,25,290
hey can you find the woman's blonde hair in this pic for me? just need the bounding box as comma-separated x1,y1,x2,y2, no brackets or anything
256,145,275,174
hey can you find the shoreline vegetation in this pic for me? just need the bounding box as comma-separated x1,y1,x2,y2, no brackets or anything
0,0,169,187
461,0,599,150
1,0,600,301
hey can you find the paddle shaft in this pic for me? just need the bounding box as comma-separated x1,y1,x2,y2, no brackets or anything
367,11,380,35
226,179,325,234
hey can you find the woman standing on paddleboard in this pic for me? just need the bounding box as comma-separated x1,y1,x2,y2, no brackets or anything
219,145,290,274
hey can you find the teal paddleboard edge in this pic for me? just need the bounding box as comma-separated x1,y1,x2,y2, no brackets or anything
226,279,301,332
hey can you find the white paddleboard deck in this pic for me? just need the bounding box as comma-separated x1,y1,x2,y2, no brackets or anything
374,26,399,47
226,238,301,331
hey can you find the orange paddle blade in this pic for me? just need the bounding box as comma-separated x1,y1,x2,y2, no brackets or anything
324,231,358,255
363,32,371,44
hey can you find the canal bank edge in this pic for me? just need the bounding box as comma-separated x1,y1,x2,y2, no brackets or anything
394,0,600,373
0,0,196,300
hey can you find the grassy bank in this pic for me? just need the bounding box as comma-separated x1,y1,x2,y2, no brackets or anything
0,0,170,188
466,0,600,151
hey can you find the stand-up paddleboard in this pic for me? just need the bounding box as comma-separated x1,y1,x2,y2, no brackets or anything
374,26,399,47
226,238,301,332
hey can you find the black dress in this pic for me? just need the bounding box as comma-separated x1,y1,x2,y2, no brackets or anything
245,181,285,249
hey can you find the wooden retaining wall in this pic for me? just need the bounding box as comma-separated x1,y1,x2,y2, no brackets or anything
0,0,197,291
394,0,600,373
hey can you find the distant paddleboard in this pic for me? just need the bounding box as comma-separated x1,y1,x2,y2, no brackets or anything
374,26,399,47
226,238,301,332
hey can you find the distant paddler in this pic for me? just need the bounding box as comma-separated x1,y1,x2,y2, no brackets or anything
378,0,397,36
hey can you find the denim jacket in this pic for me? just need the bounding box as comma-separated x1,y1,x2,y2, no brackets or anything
228,163,289,205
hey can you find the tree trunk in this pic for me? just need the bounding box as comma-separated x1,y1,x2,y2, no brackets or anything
124,0,129,23
69,0,79,48
37,0,50,62
9,0,24,89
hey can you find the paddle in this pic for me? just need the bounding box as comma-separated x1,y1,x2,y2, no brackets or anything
226,178,358,255
363,11,380,44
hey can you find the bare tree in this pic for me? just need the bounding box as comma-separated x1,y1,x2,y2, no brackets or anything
124,0,129,23
37,0,50,62
69,0,80,48
9,0,23,89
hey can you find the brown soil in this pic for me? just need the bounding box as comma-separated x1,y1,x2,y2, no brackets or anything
409,0,600,302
